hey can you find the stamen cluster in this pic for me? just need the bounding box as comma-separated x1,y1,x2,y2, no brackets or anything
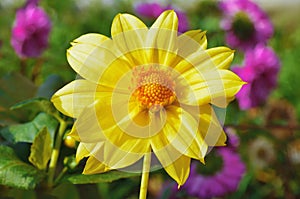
132,66,176,111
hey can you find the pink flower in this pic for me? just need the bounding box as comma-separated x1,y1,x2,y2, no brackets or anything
233,45,281,110
134,2,164,18
160,131,245,199
219,0,273,51
11,1,51,58
184,148,246,199
135,2,189,33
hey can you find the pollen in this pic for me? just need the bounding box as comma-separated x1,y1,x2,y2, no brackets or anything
132,66,176,111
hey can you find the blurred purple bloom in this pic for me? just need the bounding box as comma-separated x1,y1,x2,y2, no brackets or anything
135,2,164,18
225,127,240,149
11,2,51,58
183,148,246,199
233,45,281,110
25,0,39,6
219,0,273,50
135,2,189,33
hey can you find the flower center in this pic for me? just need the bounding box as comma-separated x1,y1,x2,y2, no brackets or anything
232,12,255,41
132,66,176,111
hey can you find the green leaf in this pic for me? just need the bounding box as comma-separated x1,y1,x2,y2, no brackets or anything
10,97,58,120
0,72,37,124
0,145,45,190
28,127,52,170
231,172,254,198
61,171,140,184
0,112,58,145
36,74,65,100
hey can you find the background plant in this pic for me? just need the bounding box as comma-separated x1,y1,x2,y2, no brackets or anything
0,0,300,198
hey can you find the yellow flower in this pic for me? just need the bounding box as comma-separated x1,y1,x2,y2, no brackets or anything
51,10,244,186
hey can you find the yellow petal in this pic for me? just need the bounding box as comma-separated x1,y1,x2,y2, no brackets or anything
72,33,110,46
150,10,178,31
77,139,145,171
91,140,145,170
164,155,191,186
51,79,112,118
96,56,136,90
177,30,207,58
111,13,147,37
176,46,234,72
68,100,107,143
177,69,245,107
72,95,151,153
151,131,182,168
97,89,166,140
198,105,227,146
206,47,234,69
83,155,110,174
146,10,178,66
103,129,151,155
76,143,89,162
67,36,130,84
174,47,234,76
164,105,208,160
111,13,148,65
76,142,104,162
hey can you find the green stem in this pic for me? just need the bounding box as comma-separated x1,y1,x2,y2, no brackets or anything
20,58,27,76
31,58,44,83
47,117,67,188
54,166,68,186
139,152,151,199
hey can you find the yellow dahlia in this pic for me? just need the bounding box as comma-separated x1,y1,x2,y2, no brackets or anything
51,10,244,189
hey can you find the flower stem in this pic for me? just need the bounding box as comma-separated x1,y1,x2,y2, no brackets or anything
47,116,67,188
20,58,27,76
139,152,151,199
31,58,44,83
54,166,68,186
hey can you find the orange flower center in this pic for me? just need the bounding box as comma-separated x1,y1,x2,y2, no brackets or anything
132,66,176,111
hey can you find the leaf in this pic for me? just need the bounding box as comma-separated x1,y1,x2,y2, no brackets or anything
61,171,140,184
11,97,58,120
0,72,37,124
36,74,65,100
0,112,58,145
28,127,52,170
0,145,45,190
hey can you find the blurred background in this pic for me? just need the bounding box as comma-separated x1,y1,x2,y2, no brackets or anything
0,0,300,198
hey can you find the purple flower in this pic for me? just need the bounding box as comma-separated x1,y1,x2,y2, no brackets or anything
233,45,280,110
183,148,246,199
135,3,189,33
11,1,51,58
25,0,39,6
225,127,240,149
134,2,164,18
219,0,273,50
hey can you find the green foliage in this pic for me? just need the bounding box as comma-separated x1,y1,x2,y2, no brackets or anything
61,171,140,184
11,97,58,120
0,0,300,198
0,112,58,145
29,127,52,170
51,183,80,199
0,73,37,124
0,145,45,190
36,74,65,99
274,41,300,116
